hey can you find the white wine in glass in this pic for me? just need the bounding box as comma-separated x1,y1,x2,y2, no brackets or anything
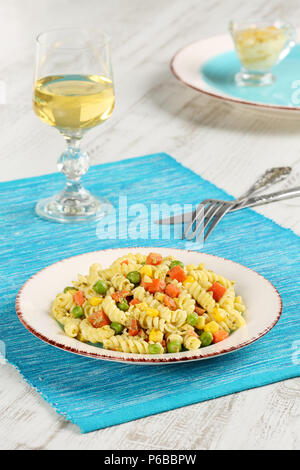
33,29,115,223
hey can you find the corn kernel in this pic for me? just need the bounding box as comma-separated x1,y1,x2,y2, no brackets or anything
196,316,206,330
155,293,165,303
149,328,163,343
183,275,195,285
204,321,220,334
140,265,153,278
146,307,159,318
213,307,225,323
136,302,148,311
89,297,103,306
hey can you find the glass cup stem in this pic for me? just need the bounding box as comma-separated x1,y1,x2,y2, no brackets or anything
235,68,275,86
58,135,89,182
35,135,112,223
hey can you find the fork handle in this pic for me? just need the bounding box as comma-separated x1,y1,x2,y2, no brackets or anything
232,186,300,211
238,166,292,200
185,167,292,238
204,186,300,242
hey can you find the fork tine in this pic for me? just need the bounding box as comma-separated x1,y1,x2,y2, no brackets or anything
184,199,228,241
183,202,216,240
183,210,206,240
203,204,233,242
183,199,211,239
193,202,223,243
185,201,222,241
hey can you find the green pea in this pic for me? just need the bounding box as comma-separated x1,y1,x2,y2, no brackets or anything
64,286,76,293
93,280,108,295
186,312,199,327
72,306,84,318
200,331,213,347
148,343,162,354
117,300,129,311
110,322,123,334
169,260,184,270
167,340,182,353
127,271,141,285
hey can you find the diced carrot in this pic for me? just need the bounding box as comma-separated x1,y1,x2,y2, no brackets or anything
213,330,229,343
208,282,226,302
89,311,110,328
163,295,177,311
130,298,141,306
165,283,181,298
146,253,163,266
195,306,206,316
167,265,187,283
144,279,166,294
120,260,128,265
129,330,139,336
111,290,130,302
73,291,85,306
129,318,139,336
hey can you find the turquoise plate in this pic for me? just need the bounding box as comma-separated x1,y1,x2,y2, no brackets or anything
171,32,300,112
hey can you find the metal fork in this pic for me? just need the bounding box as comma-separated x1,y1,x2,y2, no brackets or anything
190,185,300,242
183,167,292,242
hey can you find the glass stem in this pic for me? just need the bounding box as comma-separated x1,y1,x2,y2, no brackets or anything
35,129,112,222
57,135,90,193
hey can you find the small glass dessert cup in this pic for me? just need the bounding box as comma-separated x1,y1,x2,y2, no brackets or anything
230,19,296,86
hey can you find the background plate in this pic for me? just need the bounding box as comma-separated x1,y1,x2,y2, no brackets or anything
171,30,300,113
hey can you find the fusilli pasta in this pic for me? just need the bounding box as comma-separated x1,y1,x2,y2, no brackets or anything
51,252,246,354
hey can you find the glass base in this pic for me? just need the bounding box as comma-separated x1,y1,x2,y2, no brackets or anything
35,187,112,223
235,70,275,87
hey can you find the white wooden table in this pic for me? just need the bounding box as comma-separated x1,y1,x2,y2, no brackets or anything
1,0,299,450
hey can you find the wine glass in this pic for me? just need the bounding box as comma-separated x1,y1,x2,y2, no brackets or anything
33,28,115,223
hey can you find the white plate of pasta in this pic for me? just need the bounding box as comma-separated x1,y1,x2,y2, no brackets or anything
16,248,282,364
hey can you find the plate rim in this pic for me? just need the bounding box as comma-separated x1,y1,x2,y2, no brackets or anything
170,33,300,112
15,247,283,364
